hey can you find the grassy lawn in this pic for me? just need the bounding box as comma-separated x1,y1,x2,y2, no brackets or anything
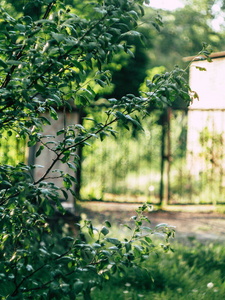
91,240,225,299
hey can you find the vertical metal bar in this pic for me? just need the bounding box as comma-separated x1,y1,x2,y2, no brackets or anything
159,111,166,205
219,111,224,201
166,107,171,204
75,108,85,204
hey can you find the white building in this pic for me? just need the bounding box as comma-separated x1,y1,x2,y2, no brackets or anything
186,51,225,176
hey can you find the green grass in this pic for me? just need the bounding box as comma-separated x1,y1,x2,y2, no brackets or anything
91,240,225,299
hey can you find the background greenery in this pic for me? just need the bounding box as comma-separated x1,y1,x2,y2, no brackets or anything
92,240,225,300
0,0,225,299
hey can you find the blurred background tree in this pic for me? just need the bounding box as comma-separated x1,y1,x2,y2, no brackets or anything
3,0,225,99
95,0,225,101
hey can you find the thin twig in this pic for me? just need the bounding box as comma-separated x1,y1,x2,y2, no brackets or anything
33,116,118,185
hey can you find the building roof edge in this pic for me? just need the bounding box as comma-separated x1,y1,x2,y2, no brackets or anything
183,51,225,62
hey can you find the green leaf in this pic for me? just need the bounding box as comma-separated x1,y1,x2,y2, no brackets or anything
92,243,101,248
125,115,144,131
51,32,66,43
108,98,117,103
42,199,54,216
105,220,111,228
145,236,152,244
34,83,46,93
123,224,132,230
28,135,38,147
56,199,65,214
61,189,68,200
101,226,109,236
152,74,162,83
7,60,25,66
0,180,12,189
61,236,74,242
0,58,7,68
49,107,58,120
88,226,94,238
26,264,34,272
105,238,121,246
36,145,44,157
63,177,72,189
67,162,76,171
100,250,111,257
75,136,85,143
115,111,128,123
125,242,131,252
108,246,119,250
140,226,152,232
76,95,89,106
99,131,108,141
155,223,168,230
75,124,86,131
195,66,207,71
57,129,65,136
40,116,51,125
134,245,144,253
35,19,55,25
95,79,106,87
121,30,141,38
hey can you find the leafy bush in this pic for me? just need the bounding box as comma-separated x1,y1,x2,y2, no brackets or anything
0,202,176,299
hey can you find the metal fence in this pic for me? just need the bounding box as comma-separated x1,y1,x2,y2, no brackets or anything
80,108,225,205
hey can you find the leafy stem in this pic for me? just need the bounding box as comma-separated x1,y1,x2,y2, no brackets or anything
0,1,56,89
26,12,110,91
11,240,75,297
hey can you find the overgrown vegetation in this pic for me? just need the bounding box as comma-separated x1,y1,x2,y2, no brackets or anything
91,240,225,299
0,0,196,299
0,0,215,298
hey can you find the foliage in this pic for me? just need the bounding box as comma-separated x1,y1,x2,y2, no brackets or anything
0,202,176,299
140,0,225,72
0,0,200,298
91,239,225,299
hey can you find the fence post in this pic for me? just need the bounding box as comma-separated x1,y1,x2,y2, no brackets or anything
159,110,166,205
75,108,85,205
166,107,171,204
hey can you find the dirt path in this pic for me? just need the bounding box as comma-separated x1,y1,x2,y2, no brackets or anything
78,202,225,242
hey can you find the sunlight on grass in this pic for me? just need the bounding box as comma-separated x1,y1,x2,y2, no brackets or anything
91,241,225,300
78,205,225,300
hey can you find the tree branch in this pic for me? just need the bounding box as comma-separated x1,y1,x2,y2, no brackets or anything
33,116,118,185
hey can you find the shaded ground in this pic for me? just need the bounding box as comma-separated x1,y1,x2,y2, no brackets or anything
78,201,225,242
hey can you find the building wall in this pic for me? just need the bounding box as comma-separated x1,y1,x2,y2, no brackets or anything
189,57,225,109
187,57,225,176
29,111,80,206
